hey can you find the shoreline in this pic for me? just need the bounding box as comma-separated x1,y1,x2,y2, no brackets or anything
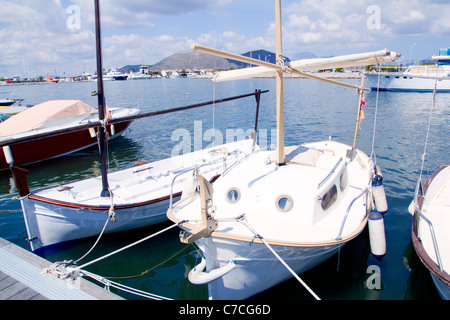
1,72,364,85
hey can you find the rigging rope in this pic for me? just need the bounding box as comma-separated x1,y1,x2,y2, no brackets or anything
371,65,382,160
418,65,439,183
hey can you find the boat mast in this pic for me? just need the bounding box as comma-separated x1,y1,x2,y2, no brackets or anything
94,0,110,197
274,0,285,165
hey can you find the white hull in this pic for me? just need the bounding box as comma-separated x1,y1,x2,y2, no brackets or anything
411,164,450,300
197,236,341,300
21,195,172,252
21,139,257,252
365,73,450,92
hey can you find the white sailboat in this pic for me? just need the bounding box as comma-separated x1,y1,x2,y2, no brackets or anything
167,0,398,300
410,164,450,299
408,71,450,299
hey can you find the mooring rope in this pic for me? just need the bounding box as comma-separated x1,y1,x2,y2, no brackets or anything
81,269,172,300
74,223,179,271
237,215,321,300
73,193,115,264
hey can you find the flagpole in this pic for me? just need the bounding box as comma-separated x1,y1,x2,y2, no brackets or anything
351,77,365,155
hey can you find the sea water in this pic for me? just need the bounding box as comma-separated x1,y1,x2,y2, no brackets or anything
0,77,448,300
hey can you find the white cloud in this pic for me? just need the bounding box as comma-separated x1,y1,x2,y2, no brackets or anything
1,0,450,78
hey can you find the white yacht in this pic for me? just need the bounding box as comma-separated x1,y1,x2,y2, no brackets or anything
365,48,450,92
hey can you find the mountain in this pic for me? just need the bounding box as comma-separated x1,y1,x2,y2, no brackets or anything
119,52,239,73
120,49,316,72
150,52,240,71
226,49,292,68
291,51,317,60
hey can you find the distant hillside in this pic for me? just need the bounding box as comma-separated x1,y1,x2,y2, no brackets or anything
226,49,289,68
120,49,315,72
291,51,317,60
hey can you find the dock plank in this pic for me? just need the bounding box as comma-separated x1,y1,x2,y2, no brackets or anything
0,237,123,300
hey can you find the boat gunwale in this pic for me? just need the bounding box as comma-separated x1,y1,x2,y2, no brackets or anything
27,174,221,210
412,164,450,287
172,215,368,248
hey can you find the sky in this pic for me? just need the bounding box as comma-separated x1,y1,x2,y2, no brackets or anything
0,0,449,78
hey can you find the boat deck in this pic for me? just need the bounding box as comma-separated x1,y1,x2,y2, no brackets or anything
0,237,123,300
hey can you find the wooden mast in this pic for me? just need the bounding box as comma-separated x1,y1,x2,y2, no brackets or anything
94,0,110,197
274,0,284,165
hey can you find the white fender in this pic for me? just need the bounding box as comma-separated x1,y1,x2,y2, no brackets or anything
368,210,386,260
188,259,236,285
3,146,13,166
372,167,388,214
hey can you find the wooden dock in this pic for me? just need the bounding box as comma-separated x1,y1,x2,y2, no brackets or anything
0,237,123,300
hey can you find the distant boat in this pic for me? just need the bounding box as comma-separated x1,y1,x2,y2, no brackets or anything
0,100,139,170
0,97,16,107
104,68,128,81
365,48,450,92
0,91,24,107
45,76,59,83
410,164,450,300
169,71,180,78
128,66,152,80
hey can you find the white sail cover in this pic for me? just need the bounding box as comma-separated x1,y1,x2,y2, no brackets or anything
0,100,96,137
213,49,401,82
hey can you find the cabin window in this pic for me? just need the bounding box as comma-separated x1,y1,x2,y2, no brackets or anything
276,196,293,212
321,185,337,210
339,168,348,192
226,188,240,203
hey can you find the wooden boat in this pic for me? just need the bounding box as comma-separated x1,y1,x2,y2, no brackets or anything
0,100,139,170
167,0,397,300
16,138,258,252
411,165,450,299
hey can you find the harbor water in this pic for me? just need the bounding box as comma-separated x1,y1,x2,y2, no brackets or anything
0,77,448,300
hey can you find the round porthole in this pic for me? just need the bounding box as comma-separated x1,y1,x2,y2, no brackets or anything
276,196,293,212
226,188,240,203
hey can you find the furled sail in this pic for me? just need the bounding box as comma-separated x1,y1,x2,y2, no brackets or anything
212,49,401,82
